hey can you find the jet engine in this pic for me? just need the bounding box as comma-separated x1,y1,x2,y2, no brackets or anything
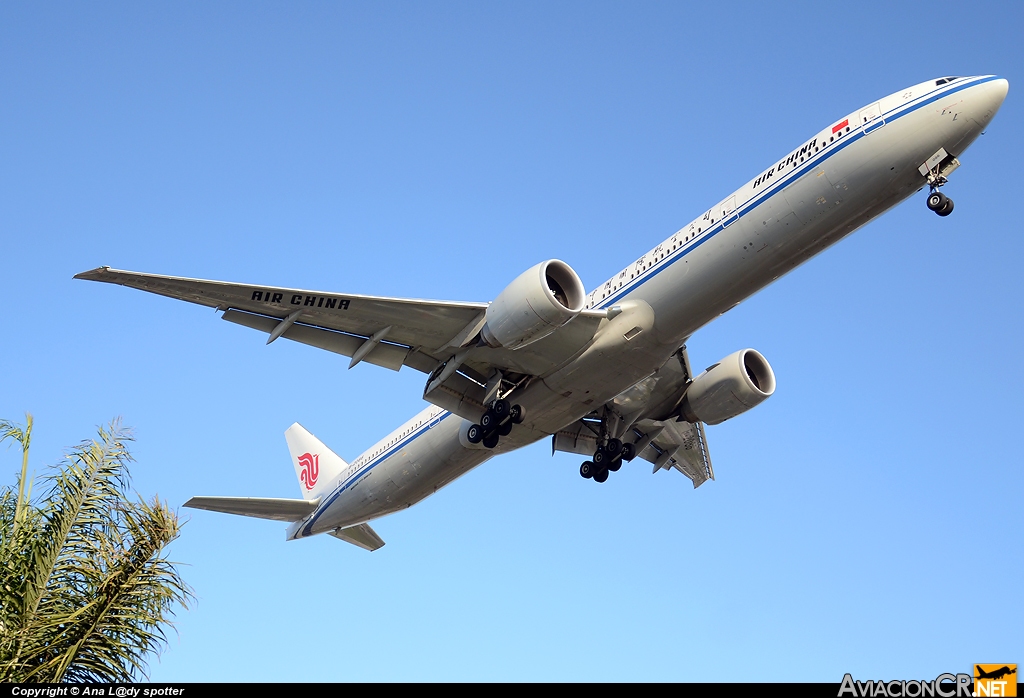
480,260,586,350
678,349,776,425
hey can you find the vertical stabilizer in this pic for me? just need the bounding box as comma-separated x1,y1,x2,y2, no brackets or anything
284,423,347,501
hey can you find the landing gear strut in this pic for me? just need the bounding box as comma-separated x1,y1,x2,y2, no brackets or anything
466,398,524,449
924,162,955,217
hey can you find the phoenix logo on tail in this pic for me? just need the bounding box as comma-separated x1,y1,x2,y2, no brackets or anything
298,452,319,490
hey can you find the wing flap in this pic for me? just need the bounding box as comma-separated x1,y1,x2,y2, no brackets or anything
552,421,598,457
184,496,320,522
634,418,714,488
222,309,422,372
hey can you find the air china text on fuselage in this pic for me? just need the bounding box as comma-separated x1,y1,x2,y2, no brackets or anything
76,75,1008,551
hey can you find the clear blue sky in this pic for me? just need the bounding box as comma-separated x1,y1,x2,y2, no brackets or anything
2,1,1021,682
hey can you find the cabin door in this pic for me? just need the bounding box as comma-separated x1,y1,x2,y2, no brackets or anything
859,102,885,134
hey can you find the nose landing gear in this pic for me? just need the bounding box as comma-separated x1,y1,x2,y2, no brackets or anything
922,153,956,217
926,190,954,217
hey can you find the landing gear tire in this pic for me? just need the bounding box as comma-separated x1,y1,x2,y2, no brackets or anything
937,197,954,216
593,468,609,483
466,424,483,444
580,461,594,479
593,450,607,466
608,458,622,472
492,399,510,418
483,433,499,449
498,420,513,437
606,438,622,456
509,404,525,424
480,411,497,429
927,191,947,211
621,442,637,461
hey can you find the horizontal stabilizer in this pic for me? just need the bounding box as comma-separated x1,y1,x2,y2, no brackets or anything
329,522,385,551
184,496,319,522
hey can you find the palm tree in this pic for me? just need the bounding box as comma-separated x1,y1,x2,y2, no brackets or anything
0,415,192,682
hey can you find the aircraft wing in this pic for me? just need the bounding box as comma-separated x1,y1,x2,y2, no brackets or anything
75,267,487,372
75,267,606,380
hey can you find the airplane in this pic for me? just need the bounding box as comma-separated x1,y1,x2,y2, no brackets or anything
976,666,1016,681
75,74,1008,551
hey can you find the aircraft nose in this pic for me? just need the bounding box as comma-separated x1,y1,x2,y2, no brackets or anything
987,77,1009,109
973,77,1009,124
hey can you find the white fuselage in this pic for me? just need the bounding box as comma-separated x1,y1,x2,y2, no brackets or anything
289,75,1008,540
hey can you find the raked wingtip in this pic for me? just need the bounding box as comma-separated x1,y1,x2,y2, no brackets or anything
73,266,112,281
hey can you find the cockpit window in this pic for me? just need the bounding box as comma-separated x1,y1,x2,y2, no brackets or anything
936,76,963,86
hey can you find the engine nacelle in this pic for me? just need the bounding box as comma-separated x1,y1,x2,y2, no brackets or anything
679,349,776,425
480,260,586,350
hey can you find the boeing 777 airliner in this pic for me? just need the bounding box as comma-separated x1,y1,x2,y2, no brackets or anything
76,75,1008,551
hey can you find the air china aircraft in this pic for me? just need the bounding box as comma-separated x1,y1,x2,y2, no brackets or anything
77,75,1008,551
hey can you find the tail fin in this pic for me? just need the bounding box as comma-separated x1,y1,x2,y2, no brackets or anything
284,423,348,501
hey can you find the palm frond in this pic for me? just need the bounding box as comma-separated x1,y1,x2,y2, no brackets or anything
0,418,192,683
1,414,33,536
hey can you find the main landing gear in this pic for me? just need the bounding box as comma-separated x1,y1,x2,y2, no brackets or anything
465,398,524,449
580,438,637,484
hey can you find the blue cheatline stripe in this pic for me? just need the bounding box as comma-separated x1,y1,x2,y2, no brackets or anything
300,410,454,536
593,75,999,310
